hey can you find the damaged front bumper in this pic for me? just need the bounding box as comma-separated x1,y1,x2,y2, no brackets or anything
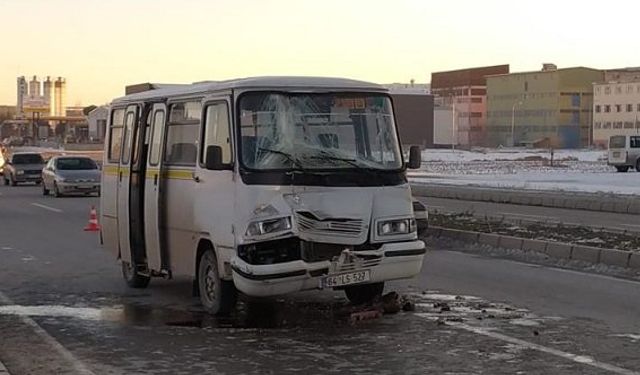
230,240,426,297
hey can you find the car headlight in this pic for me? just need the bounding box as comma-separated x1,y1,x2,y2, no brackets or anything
377,218,416,236
16,170,25,175
246,216,292,237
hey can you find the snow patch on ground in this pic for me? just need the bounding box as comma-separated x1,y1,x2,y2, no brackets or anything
411,148,640,196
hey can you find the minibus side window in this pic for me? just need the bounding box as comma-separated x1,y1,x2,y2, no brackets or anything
631,136,640,148
149,110,165,166
108,108,125,163
164,101,201,166
201,102,232,165
121,108,136,164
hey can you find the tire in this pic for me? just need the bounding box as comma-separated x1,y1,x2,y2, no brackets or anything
197,248,237,316
636,159,640,173
616,166,629,173
3,176,7,185
10,175,16,186
121,261,151,288
42,182,49,196
53,182,62,197
344,282,385,305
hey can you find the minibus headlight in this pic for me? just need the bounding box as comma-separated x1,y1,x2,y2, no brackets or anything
377,218,416,236
246,217,292,237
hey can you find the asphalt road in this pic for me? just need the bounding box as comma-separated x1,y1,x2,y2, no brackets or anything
1,184,640,375
418,196,640,233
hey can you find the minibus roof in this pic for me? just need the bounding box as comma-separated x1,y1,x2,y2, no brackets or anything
112,76,388,103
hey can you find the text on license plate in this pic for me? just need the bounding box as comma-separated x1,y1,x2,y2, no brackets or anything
322,270,370,288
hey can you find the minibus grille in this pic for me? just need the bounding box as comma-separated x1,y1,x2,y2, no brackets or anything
296,212,364,238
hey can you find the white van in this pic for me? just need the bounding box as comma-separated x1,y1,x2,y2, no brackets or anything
101,77,426,315
608,135,640,172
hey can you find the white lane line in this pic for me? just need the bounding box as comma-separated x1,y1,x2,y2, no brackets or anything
0,291,96,375
30,203,63,213
497,212,557,220
447,322,640,375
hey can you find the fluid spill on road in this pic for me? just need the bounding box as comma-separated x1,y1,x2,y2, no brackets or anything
0,299,371,330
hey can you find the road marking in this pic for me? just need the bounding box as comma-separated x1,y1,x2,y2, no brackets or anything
31,203,63,213
448,322,640,375
497,212,557,220
0,291,96,375
621,224,640,229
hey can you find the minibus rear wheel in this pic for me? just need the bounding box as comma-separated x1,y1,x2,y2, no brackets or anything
636,159,640,172
344,282,385,305
121,261,150,288
616,166,629,173
197,248,237,316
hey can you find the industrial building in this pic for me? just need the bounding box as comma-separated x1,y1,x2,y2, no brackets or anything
431,65,509,147
388,87,434,148
486,64,602,148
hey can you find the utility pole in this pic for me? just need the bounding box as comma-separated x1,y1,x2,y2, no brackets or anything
451,93,456,151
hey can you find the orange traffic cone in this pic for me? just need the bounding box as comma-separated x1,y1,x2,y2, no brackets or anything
84,206,101,232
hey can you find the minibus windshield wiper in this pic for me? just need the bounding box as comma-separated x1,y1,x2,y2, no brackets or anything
309,150,373,170
258,147,306,171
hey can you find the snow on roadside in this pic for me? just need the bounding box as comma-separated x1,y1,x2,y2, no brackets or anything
422,148,606,163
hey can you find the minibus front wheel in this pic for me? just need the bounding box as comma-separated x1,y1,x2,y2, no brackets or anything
121,261,150,288
197,248,237,316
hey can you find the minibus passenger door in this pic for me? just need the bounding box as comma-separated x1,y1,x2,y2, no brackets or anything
144,104,167,272
117,105,138,267
194,99,235,277
128,104,152,268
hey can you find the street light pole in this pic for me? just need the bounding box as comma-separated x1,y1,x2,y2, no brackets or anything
451,95,456,151
511,101,522,147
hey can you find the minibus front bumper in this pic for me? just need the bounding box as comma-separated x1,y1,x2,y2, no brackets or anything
230,240,426,297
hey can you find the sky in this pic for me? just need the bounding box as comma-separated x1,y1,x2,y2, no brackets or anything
1,0,640,106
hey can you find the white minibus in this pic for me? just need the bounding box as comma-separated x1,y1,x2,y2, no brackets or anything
608,135,640,172
101,77,426,315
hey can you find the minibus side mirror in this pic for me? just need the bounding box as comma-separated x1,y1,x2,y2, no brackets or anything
205,145,229,170
407,145,421,169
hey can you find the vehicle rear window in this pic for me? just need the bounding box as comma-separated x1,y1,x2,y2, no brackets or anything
56,158,98,170
609,136,626,149
12,154,44,164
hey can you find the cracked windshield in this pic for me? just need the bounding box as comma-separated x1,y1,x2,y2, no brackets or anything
239,93,402,170
1,1,640,375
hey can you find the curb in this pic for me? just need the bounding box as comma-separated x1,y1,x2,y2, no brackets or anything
428,226,640,269
411,183,640,215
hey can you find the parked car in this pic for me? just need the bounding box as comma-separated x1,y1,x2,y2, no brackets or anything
42,155,101,197
0,148,6,175
3,152,45,185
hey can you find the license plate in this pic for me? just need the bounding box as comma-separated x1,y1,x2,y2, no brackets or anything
613,152,620,157
321,270,370,288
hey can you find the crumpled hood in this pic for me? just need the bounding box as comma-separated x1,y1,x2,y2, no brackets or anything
236,184,413,245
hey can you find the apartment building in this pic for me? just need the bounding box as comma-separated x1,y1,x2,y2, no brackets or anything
593,79,640,148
